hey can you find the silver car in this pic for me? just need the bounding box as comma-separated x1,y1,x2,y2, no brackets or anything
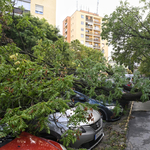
41,107,104,149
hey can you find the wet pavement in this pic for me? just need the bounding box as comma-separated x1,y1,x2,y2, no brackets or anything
126,101,150,150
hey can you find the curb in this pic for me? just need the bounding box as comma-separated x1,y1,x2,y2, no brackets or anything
124,101,134,131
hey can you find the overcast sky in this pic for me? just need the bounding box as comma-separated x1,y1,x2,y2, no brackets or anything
56,0,141,57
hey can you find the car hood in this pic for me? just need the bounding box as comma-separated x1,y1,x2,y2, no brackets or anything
1,132,65,150
48,107,100,127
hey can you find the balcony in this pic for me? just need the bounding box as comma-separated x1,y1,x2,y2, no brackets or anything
86,19,93,22
86,25,93,29
94,39,100,43
94,27,100,31
93,46,100,49
85,44,93,48
86,32,93,35
94,20,101,25
94,33,100,37
65,29,67,33
13,7,30,14
85,37,92,41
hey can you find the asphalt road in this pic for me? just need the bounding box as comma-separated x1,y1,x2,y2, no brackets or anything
126,101,150,150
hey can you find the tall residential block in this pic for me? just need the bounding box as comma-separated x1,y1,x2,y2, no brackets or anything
13,0,56,26
63,10,108,59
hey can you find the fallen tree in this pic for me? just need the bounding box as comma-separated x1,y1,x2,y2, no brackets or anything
1,0,150,147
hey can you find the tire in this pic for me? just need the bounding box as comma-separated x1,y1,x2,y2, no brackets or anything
99,110,106,120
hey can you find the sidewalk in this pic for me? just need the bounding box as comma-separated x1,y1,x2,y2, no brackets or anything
126,101,150,150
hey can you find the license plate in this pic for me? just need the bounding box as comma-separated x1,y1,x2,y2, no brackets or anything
95,129,102,140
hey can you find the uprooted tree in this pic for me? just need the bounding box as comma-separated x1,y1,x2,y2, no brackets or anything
1,0,150,147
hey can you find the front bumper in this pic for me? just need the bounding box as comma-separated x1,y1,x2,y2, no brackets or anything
70,118,104,149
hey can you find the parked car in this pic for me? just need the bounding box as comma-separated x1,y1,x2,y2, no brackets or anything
40,107,104,149
0,132,66,150
71,90,123,122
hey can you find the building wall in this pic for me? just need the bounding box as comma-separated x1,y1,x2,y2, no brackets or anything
71,11,86,44
63,16,71,43
14,0,56,26
30,0,56,25
63,10,108,59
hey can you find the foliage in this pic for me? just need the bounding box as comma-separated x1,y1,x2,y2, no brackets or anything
4,13,61,51
1,0,150,148
101,0,150,75
138,58,150,76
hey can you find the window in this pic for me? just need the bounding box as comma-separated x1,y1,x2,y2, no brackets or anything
102,49,104,53
81,21,84,25
80,40,84,44
81,28,84,31
81,34,84,38
14,1,30,10
81,15,84,19
35,4,43,14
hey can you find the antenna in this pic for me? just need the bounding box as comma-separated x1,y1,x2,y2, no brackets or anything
96,0,99,14
76,0,78,10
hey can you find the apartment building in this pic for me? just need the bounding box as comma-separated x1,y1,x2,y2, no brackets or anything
63,10,108,59
13,0,56,25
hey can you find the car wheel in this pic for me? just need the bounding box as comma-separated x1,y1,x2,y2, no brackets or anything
99,110,106,120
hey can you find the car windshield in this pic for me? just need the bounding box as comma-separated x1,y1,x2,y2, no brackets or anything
71,94,89,102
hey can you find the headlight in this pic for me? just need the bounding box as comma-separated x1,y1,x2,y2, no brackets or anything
69,126,86,133
106,106,115,110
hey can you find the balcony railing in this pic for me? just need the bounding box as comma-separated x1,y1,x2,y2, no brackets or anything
86,26,93,29
13,7,30,14
94,33,100,36
86,19,93,22
94,19,100,22
86,45,93,48
93,46,100,49
94,27,100,31
85,38,92,41
94,21,101,25
86,32,92,34
94,39,100,43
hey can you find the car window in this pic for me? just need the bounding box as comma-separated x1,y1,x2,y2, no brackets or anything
72,95,87,102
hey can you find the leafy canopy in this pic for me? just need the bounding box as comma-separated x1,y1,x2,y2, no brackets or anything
101,0,150,75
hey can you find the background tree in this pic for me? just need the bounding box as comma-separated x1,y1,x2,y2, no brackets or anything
101,0,150,75
4,13,61,53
